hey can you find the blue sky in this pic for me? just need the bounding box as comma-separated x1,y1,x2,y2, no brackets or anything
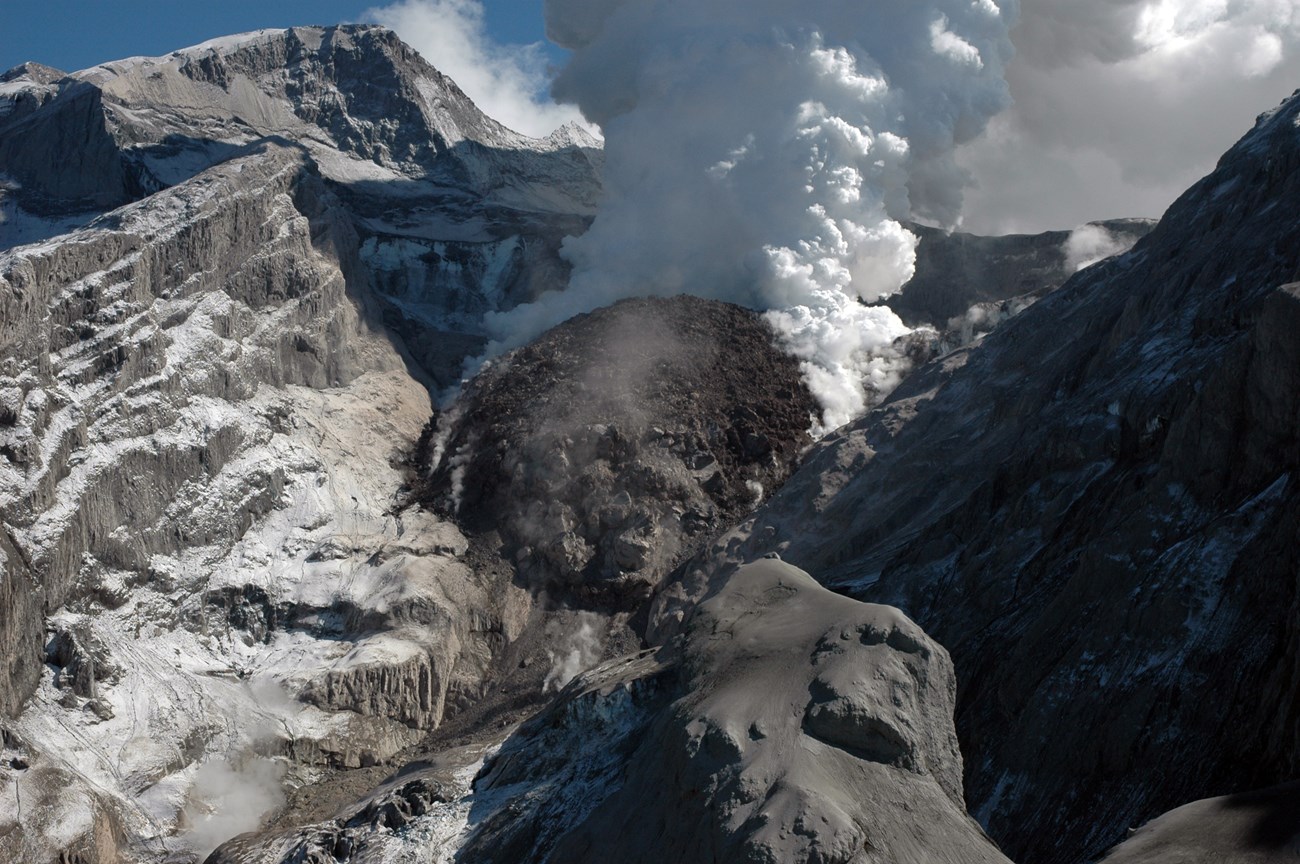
0,0,554,73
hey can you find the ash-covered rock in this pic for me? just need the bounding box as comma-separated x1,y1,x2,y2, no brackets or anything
1096,781,1300,864
421,295,817,601
457,560,1010,864
224,562,1007,864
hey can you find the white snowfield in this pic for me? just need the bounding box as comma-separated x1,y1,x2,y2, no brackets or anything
0,146,467,857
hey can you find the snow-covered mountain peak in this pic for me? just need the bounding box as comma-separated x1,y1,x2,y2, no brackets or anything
0,24,602,224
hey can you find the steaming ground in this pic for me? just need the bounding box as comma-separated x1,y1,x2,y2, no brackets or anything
543,612,604,692
458,0,1017,429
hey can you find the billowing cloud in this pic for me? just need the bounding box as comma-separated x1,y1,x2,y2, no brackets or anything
959,0,1300,233
478,0,1016,429
364,0,588,137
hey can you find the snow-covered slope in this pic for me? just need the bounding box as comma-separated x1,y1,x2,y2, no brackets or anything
0,25,602,390
0,28,602,861
0,140,534,863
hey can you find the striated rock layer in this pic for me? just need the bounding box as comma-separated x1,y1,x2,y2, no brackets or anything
0,25,600,862
0,139,506,864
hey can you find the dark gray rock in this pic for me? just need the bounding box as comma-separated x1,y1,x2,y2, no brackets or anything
420,295,818,604
887,218,1154,329
655,90,1300,863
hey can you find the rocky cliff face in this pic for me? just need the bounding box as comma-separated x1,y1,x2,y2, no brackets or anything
0,138,517,864
655,89,1300,862
0,25,602,389
0,26,598,864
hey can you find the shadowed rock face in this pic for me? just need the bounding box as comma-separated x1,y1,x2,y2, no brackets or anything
1096,781,1300,864
421,295,818,603
887,219,1154,330
655,90,1300,862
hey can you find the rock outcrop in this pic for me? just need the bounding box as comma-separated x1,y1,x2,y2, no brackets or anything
214,561,1011,864
421,295,818,602
655,90,1300,863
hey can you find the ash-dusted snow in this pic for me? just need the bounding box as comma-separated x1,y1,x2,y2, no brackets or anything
3,359,453,861
0,119,530,862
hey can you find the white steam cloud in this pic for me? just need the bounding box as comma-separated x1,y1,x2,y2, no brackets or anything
960,0,1300,232
477,0,1015,429
364,0,588,137
1064,223,1140,272
544,612,604,692
182,756,286,857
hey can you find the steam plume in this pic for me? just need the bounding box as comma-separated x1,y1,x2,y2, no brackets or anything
960,0,1300,232
544,612,604,692
1064,223,1138,272
478,0,1015,428
183,756,286,857
365,0,588,137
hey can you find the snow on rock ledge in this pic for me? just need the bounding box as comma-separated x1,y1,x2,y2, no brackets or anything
0,143,524,863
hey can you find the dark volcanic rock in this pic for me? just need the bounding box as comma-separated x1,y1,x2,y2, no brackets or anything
421,295,817,602
888,219,1155,328
658,91,1300,863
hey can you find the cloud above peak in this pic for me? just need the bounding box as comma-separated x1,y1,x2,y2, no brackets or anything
364,0,589,138
959,0,1300,233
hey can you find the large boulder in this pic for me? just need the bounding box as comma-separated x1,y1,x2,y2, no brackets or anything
457,560,1010,864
